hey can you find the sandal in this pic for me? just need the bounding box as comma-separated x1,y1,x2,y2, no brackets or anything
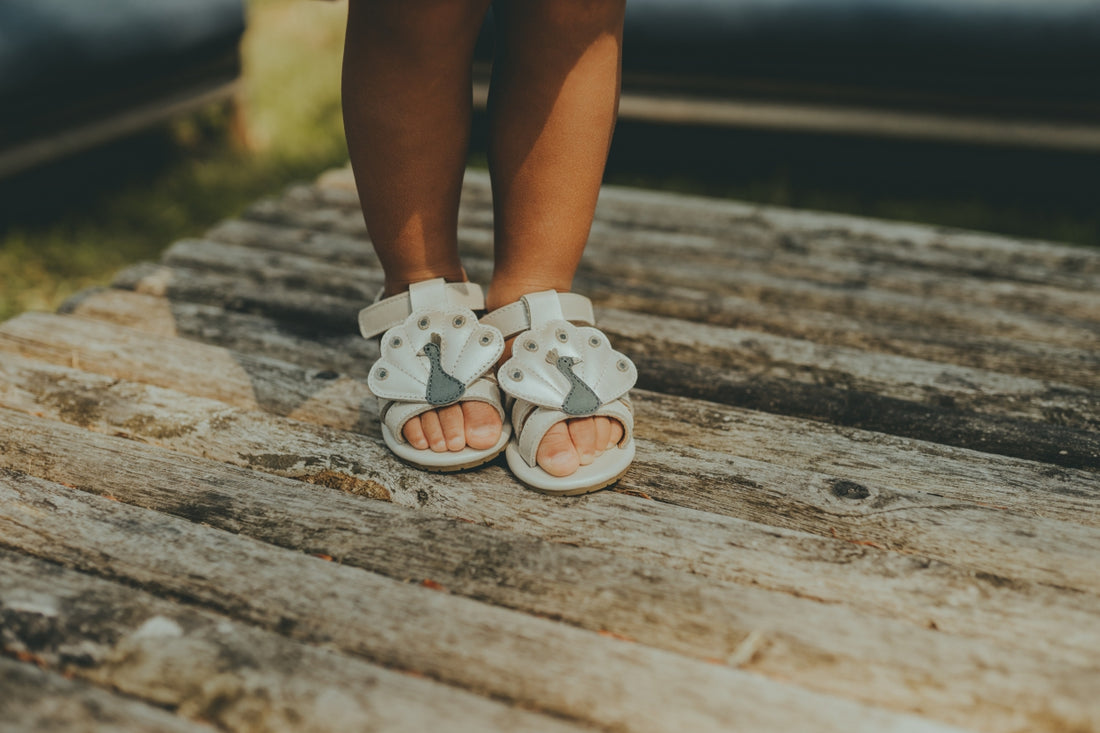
359,278,510,471
483,290,637,495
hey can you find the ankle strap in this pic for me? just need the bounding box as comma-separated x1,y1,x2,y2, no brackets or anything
481,290,596,338
358,278,485,338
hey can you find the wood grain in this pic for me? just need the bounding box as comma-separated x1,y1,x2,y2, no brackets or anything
5,164,1098,732
0,470,964,733
203,216,1100,388
0,657,210,733
5,307,1099,528
311,168,1100,287
0,551,590,733
4,404,1098,673
103,260,1100,469
1,350,1098,603
153,235,1100,433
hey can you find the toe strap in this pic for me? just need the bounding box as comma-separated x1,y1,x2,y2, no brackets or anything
381,376,505,444
511,397,634,468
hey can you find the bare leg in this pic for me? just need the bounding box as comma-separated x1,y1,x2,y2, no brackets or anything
485,0,628,476
343,0,500,452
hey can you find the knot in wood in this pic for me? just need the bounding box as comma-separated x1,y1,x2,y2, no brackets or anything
828,479,871,501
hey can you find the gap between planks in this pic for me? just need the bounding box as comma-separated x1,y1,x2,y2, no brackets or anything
4,305,1098,528
204,215,1100,389
0,657,210,733
2,341,1099,598
0,470,969,733
3,335,1100,629
0,552,593,733
101,260,1100,470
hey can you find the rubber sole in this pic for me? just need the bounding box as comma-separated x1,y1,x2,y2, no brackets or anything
408,444,508,473
521,465,632,496
505,441,636,496
381,422,511,473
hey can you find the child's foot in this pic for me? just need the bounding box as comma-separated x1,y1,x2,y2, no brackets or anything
534,415,625,477
363,278,509,471
413,334,620,477
398,346,625,476
484,288,638,488
402,402,503,453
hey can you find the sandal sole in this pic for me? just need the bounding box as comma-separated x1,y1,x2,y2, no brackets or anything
382,423,511,474
404,444,508,473
519,465,631,496
505,441,635,496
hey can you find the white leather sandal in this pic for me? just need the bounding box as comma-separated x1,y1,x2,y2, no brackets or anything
483,290,637,495
359,278,510,471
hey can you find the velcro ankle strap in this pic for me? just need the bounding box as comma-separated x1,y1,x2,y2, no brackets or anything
482,291,595,338
358,278,485,338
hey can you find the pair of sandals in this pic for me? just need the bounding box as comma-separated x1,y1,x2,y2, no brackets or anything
359,278,637,495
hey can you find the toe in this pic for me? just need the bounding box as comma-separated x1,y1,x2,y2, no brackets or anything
463,402,502,450
568,418,597,466
438,404,467,452
403,416,430,450
537,422,581,477
593,416,611,454
609,418,625,448
419,410,448,452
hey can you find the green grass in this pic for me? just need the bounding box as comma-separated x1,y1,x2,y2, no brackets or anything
3,0,1098,322
0,0,350,321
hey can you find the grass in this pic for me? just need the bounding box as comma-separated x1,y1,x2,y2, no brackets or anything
0,0,350,321
2,0,1098,321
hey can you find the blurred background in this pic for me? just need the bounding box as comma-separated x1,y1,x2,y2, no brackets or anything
2,0,1098,321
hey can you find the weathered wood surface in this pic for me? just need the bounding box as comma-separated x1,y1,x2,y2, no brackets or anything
247,175,1100,340
0,658,212,733
3,406,1099,715
3,166,1099,732
5,404,1099,665
0,471,961,733
0,552,589,733
3,352,1098,598
6,307,1098,527
104,258,1100,469
151,236,1100,431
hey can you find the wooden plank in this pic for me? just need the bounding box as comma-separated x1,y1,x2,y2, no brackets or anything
18,300,1100,438
0,551,589,733
5,403,1099,673
0,471,965,733
202,214,1100,387
201,218,1100,389
103,262,1100,469
0,658,209,733
230,205,1100,353
309,168,1100,289
247,186,1100,326
153,235,1100,434
150,227,1100,365
4,406,1099,689
112,261,365,332
589,183,1100,284
2,352,1098,604
6,305,1099,529
151,240,1100,426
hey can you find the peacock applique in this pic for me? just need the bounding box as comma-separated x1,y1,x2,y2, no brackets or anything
421,332,466,405
368,307,504,406
500,321,637,416
545,349,601,415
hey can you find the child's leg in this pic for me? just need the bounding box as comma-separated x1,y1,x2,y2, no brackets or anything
485,0,628,477
343,0,499,453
